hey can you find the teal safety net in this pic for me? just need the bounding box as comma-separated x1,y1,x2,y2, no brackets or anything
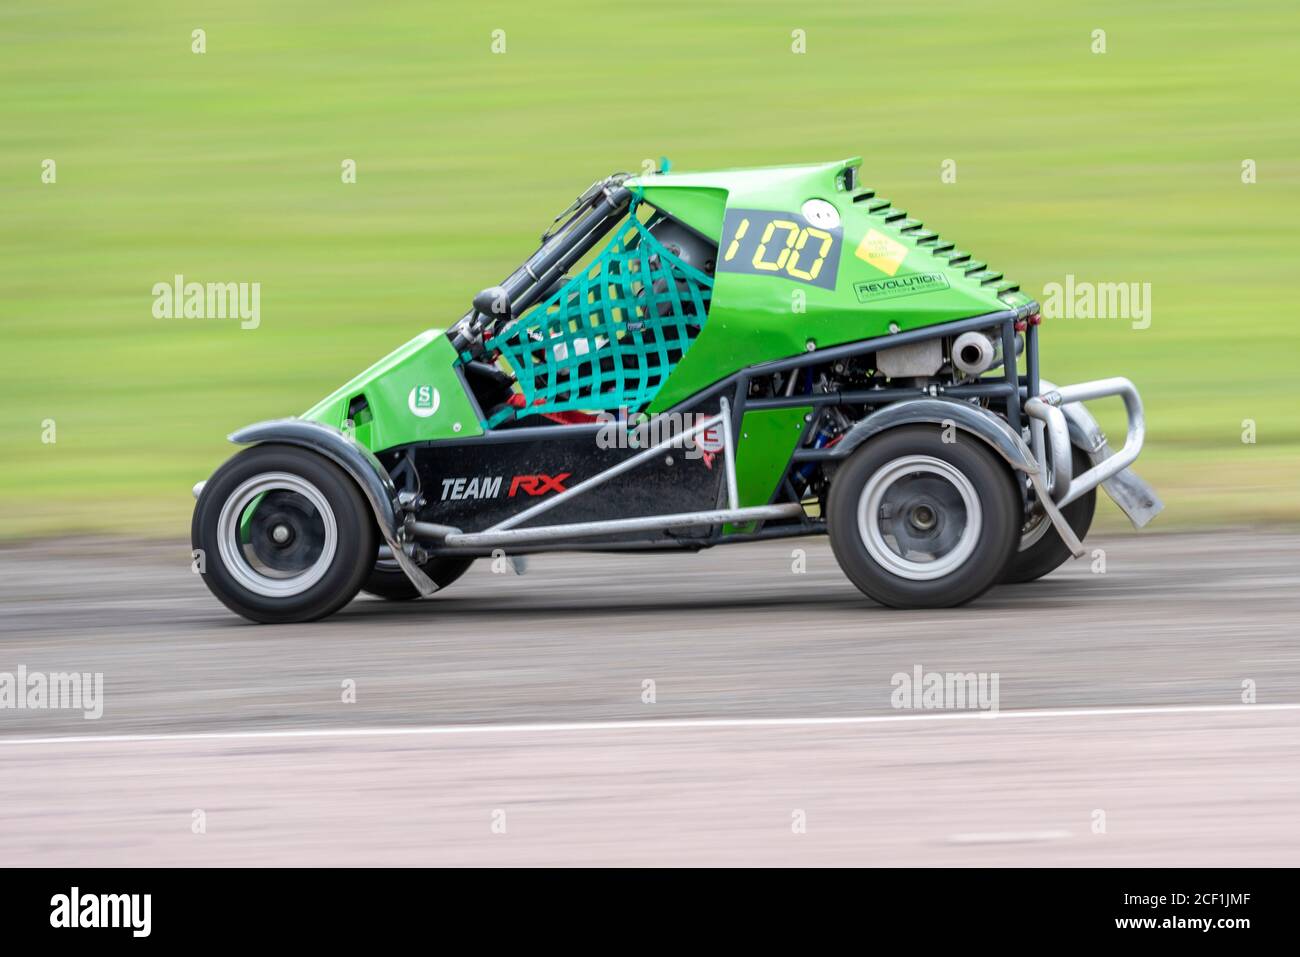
481,206,713,426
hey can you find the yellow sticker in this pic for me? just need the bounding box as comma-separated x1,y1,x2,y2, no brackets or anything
854,228,908,276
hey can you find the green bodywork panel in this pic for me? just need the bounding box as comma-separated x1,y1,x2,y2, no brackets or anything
725,405,812,532
301,329,483,451
633,158,1032,413
636,185,728,241
734,405,810,505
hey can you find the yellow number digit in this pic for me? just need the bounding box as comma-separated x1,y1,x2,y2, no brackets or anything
752,219,800,271
723,218,750,262
786,227,834,281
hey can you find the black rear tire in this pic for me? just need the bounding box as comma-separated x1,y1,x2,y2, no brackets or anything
1001,446,1096,584
192,444,375,624
362,557,474,601
827,425,1020,608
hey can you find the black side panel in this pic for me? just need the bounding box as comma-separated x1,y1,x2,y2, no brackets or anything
379,425,726,537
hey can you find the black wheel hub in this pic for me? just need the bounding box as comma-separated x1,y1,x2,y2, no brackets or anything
879,475,965,559
248,491,326,576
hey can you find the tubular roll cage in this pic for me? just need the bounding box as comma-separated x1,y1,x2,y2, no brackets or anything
412,173,1148,564
419,307,1144,562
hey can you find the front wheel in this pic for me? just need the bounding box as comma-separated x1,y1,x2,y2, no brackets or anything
192,445,376,623
827,426,1020,608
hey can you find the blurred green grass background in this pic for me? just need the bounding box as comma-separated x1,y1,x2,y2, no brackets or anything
2,0,1297,537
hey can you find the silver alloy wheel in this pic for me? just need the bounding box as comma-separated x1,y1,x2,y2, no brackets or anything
856,454,983,581
216,472,338,598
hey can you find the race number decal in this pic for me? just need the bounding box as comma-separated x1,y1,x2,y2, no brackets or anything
717,208,842,290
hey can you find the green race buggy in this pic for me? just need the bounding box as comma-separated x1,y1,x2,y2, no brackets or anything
192,158,1162,623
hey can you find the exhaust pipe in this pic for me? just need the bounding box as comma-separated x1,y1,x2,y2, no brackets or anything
951,330,1023,375
952,331,999,375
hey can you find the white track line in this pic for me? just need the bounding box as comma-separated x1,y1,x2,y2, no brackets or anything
948,830,1073,844
1,702,1297,747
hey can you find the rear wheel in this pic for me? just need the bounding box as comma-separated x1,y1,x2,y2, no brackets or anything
827,426,1020,608
192,445,375,623
1001,446,1096,584
362,556,474,601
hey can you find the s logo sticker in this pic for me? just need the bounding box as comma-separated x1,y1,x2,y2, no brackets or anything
408,385,440,418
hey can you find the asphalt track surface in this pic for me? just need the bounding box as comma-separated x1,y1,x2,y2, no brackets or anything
2,531,1298,865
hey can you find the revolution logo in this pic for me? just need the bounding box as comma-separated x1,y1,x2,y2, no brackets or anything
853,271,950,304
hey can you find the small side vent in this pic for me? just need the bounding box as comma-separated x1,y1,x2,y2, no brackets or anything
347,394,373,426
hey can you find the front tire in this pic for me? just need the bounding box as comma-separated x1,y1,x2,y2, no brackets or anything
827,426,1020,608
192,445,376,623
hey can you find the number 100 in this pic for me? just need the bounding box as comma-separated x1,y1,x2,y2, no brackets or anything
723,218,834,281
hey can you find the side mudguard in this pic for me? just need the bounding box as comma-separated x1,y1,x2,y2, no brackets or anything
830,398,1039,475
225,419,438,596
